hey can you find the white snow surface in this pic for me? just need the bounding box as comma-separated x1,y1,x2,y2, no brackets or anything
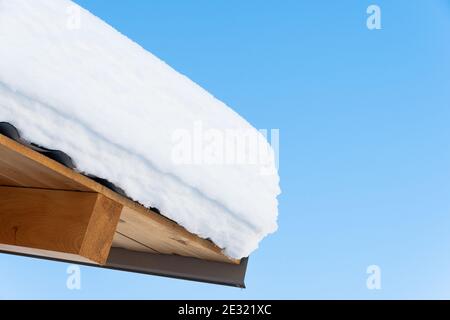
0,0,280,259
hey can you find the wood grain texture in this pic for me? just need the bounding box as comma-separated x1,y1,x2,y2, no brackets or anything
0,134,237,264
116,207,237,263
112,232,158,254
79,194,123,263
0,187,121,264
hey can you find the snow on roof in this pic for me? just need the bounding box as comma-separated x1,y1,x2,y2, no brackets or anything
0,0,280,259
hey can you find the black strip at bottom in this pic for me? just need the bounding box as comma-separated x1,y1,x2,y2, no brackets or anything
107,248,248,288
0,248,248,288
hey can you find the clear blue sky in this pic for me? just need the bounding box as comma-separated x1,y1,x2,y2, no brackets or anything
1,0,450,299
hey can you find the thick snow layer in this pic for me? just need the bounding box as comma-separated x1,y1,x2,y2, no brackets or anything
0,0,280,259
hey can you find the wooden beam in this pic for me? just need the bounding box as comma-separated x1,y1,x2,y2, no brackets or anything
0,186,122,265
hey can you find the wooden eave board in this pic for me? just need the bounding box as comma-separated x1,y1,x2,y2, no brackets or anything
0,134,237,264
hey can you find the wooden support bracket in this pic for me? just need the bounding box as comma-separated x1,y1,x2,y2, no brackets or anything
0,186,122,265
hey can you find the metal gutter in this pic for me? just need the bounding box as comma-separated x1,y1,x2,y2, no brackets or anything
0,248,248,288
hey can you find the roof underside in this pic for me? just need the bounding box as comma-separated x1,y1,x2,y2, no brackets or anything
0,123,247,287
